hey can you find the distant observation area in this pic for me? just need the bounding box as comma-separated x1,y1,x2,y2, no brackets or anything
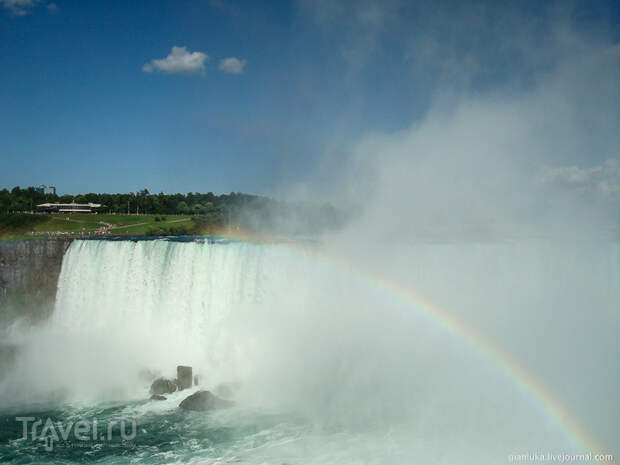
37,202,102,213
34,185,56,195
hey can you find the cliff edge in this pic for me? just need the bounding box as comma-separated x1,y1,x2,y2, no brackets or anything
0,239,72,323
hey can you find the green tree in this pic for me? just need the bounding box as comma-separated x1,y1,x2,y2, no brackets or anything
176,201,189,214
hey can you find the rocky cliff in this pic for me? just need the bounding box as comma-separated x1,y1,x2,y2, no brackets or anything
0,239,72,323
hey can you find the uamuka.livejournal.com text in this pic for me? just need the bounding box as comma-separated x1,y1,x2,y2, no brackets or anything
509,452,614,463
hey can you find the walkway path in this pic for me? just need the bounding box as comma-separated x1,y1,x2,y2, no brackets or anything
109,218,191,230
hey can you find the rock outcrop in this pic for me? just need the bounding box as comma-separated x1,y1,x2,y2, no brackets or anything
0,239,72,323
178,390,234,411
176,365,192,390
150,377,177,395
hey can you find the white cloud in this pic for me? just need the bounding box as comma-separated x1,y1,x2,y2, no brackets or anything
142,46,208,75
2,0,56,15
218,57,247,74
541,159,620,198
2,0,39,15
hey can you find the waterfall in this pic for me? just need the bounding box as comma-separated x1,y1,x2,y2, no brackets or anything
45,239,321,401
54,239,269,340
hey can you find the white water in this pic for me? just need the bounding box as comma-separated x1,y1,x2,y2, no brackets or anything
1,238,618,464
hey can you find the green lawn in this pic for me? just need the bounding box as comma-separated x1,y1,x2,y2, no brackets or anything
1,213,193,239
112,217,193,235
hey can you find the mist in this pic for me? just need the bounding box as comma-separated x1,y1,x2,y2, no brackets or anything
299,14,620,459
267,8,620,458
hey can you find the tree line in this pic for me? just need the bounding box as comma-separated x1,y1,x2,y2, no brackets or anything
0,187,348,235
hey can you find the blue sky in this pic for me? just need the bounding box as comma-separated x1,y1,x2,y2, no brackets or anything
1,0,619,196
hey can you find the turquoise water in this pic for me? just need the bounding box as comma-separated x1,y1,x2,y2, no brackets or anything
0,398,310,464
0,393,421,464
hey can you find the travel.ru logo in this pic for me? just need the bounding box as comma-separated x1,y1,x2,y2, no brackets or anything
16,416,137,451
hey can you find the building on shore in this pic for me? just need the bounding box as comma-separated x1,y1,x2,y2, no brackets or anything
34,185,57,195
37,202,102,213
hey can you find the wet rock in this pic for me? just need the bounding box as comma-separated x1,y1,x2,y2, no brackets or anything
178,390,234,411
150,394,167,401
150,377,177,395
177,365,193,390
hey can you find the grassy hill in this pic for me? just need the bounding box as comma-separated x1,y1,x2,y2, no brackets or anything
0,214,49,239
0,213,194,240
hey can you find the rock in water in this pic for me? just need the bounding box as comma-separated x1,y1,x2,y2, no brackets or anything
178,390,234,411
150,377,177,395
177,365,193,390
150,394,167,400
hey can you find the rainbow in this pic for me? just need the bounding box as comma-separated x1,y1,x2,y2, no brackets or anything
210,231,606,455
